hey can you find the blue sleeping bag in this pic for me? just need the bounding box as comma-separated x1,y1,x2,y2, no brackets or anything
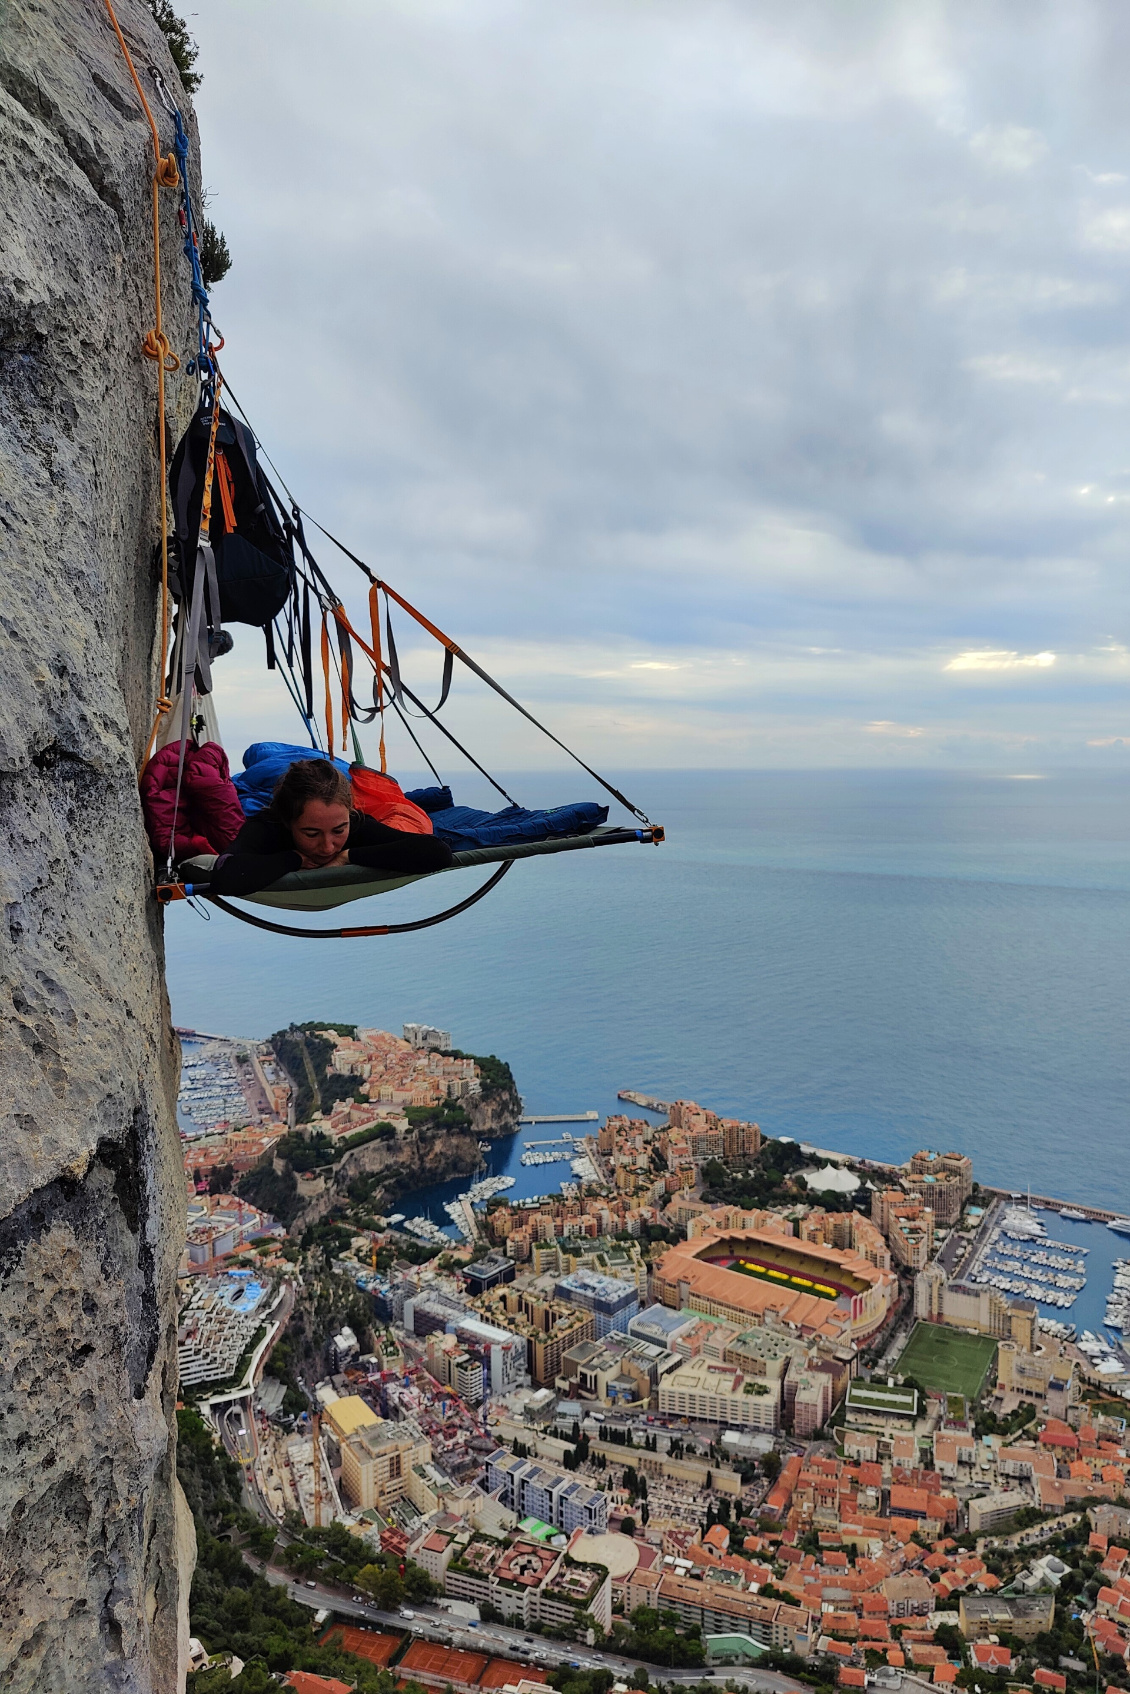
234,744,457,817
429,800,607,851
233,743,605,846
232,743,351,814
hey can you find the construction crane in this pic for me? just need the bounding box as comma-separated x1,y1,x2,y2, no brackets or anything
312,1410,322,1529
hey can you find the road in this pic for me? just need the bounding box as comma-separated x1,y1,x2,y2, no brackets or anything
251,1563,809,1693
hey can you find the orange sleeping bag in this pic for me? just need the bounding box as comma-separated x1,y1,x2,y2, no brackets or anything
350,766,434,834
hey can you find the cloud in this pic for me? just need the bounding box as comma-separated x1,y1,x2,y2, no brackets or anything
186,0,1130,767
865,721,926,738
1079,204,1130,251
944,650,1056,672
969,124,1048,174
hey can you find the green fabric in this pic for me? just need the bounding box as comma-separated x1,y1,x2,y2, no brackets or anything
183,826,637,914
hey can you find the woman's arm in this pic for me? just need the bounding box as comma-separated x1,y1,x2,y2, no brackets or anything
206,810,301,895
348,812,454,875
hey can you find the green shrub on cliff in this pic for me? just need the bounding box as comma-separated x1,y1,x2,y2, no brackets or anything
451,1049,518,1102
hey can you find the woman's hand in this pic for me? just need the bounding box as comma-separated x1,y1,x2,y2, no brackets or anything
298,847,349,870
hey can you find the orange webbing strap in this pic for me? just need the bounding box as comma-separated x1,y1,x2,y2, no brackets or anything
198,376,223,538
215,451,238,533
102,0,184,775
379,579,459,655
321,614,335,753
368,582,387,773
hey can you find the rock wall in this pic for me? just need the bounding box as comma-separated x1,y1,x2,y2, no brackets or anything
290,1126,486,1234
467,1087,521,1139
0,2,201,1688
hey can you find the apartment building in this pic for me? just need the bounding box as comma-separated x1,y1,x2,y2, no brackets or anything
658,1356,781,1430
477,1287,597,1385
915,1265,1038,1350
654,1571,812,1654
903,1150,972,1226
870,1189,935,1269
966,1490,1031,1534
441,1528,613,1632
553,1269,639,1338
340,1420,432,1512
485,1450,609,1535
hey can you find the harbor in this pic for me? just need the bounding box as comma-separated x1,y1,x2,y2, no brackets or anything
960,1200,1130,1375
966,1204,1088,1309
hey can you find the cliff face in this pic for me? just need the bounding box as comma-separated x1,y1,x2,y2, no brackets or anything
0,3,199,1688
467,1088,521,1139
290,1126,485,1234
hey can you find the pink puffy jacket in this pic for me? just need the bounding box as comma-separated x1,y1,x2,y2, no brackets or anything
140,740,246,864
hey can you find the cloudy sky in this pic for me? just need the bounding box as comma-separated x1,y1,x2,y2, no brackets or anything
184,0,1130,769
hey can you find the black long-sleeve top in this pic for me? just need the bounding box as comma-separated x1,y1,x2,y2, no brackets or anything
207,809,453,895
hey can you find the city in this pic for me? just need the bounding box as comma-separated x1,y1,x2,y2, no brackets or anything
173,1023,1130,1694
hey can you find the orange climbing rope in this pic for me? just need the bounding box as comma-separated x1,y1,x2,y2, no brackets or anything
101,0,183,770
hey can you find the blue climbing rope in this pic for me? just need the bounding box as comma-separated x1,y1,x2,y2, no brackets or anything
153,71,222,398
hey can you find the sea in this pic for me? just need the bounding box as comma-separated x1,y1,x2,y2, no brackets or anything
165,768,1130,1329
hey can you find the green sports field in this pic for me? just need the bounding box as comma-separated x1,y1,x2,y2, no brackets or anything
893,1322,997,1399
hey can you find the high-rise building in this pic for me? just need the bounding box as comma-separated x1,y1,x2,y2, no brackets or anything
902,1151,973,1226
553,1268,639,1337
340,1419,431,1512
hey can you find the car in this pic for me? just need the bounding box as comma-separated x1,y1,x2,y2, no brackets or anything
305,1580,317,1589
523,1636,535,1643
400,1609,416,1619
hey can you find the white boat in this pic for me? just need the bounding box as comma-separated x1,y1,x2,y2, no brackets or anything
1108,1219,1130,1237
1059,1208,1087,1222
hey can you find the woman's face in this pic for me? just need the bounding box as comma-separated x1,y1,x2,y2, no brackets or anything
291,798,351,867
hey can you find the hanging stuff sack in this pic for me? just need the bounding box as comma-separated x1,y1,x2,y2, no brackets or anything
169,400,295,628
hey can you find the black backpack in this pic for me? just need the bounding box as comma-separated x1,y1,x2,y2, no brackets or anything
169,402,295,627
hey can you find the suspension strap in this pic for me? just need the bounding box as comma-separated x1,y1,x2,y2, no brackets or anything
328,603,517,804
369,583,387,773
164,394,223,876
320,614,335,754
385,602,454,717
299,515,655,828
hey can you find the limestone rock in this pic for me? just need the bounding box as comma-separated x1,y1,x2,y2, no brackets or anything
0,0,203,1686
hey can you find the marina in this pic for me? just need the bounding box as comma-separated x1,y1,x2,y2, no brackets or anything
967,1205,1089,1309
1106,1259,1130,1333
177,1039,255,1137
441,1173,516,1239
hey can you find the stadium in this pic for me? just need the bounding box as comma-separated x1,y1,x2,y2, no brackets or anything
652,1227,897,1342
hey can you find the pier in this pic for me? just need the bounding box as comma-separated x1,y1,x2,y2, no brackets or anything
518,1112,599,1124
980,1185,1130,1227
617,1090,671,1113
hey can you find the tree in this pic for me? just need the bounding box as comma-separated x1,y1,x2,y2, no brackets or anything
147,0,201,92
622,1517,637,1538
629,1672,650,1689
200,221,232,289
208,1163,235,1196
357,1562,403,1610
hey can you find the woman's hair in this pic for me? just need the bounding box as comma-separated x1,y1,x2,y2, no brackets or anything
269,759,353,826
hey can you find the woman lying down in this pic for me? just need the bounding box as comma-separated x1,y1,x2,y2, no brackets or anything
208,759,453,896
